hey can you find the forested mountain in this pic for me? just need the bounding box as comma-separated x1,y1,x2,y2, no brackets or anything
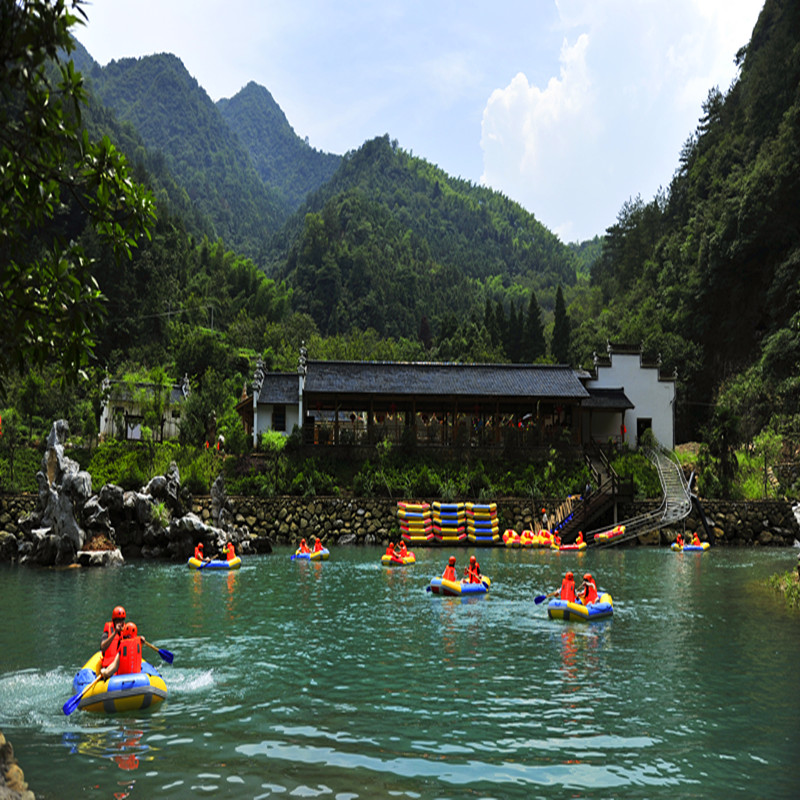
572,0,800,441
268,134,577,340
8,0,798,459
75,49,291,259
217,82,341,209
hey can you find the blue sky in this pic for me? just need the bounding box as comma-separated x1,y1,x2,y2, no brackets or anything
78,0,764,243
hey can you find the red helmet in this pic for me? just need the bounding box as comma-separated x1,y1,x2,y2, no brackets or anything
566,571,574,579
197,542,203,550
112,606,126,621
583,573,593,581
448,556,456,564
470,556,476,563
122,622,137,638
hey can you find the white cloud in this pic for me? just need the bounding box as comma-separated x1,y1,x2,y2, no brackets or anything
479,0,763,241
480,34,593,240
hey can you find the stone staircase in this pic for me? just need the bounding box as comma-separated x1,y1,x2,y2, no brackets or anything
587,446,692,548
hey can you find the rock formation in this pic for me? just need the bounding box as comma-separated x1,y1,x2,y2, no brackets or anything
9,420,255,566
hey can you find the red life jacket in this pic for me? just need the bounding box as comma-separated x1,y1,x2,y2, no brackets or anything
118,635,143,675
313,540,323,552
101,622,121,669
194,544,204,560
584,580,599,604
467,566,482,583
226,543,236,560
442,565,456,581
560,578,576,601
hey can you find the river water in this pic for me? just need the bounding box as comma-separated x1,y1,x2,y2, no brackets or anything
1,545,798,799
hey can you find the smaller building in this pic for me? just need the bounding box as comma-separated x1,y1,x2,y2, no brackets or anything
99,375,191,441
581,343,676,449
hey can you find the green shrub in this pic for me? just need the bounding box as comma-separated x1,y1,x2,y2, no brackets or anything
611,451,660,498
767,571,800,610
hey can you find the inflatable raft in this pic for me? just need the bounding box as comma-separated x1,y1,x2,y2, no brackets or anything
187,556,241,570
381,551,416,566
547,593,613,622
292,548,330,561
553,541,587,551
594,524,626,543
672,542,710,551
427,576,491,596
71,652,167,713
502,529,521,547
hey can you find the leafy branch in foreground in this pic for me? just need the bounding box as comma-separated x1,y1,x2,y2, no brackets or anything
0,0,155,393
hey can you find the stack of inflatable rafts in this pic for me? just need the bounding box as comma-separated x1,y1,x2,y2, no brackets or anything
466,502,500,545
432,502,466,544
398,501,433,544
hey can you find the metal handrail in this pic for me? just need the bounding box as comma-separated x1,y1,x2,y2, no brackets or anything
587,445,691,548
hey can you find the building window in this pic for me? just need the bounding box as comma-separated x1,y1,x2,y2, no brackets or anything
272,405,286,432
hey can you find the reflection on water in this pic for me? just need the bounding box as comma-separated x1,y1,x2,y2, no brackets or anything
1,546,799,799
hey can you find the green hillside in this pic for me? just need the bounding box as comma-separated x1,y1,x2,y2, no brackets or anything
217,81,341,209
80,51,290,258
269,134,577,340
573,0,800,442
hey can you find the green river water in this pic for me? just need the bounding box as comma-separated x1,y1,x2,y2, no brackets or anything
1,545,798,799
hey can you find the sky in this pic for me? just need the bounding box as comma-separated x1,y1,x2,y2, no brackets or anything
77,0,764,243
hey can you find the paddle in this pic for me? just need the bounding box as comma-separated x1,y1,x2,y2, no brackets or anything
62,674,101,716
534,590,557,605
144,640,174,664
198,553,221,570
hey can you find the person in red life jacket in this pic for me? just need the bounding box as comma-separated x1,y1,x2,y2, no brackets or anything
398,541,408,558
101,622,146,679
100,605,126,673
577,573,599,605
559,571,576,601
552,534,562,547
675,533,684,548
463,555,482,583
691,531,702,546
442,555,457,582
386,541,397,558
225,541,236,561
576,531,585,546
313,537,324,553
194,542,207,561
298,538,310,554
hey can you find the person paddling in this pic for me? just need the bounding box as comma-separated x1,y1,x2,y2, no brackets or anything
100,622,146,680
463,555,482,583
559,571,576,601
100,605,126,674
297,538,310,554
225,541,236,561
577,572,599,605
442,555,457,582
312,537,324,553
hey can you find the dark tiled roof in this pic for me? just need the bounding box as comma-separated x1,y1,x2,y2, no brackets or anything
301,361,589,400
583,387,634,410
257,373,300,404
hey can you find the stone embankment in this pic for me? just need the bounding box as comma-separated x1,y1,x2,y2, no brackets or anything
2,494,798,558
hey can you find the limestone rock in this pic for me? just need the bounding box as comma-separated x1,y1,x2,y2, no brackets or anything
76,549,124,567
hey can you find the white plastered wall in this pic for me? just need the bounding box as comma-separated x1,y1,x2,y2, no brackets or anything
586,353,675,449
